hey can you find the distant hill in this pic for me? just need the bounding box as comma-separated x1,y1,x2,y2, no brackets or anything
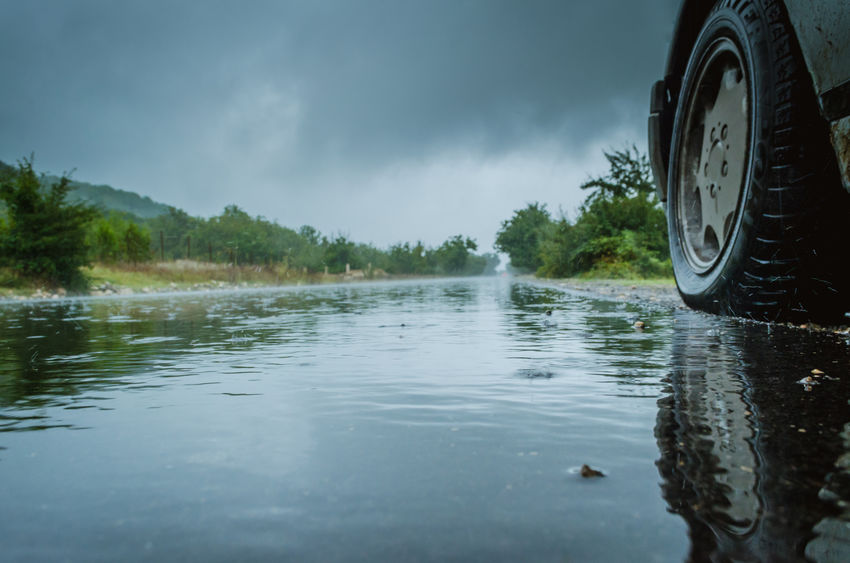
40,173,171,219
0,160,171,219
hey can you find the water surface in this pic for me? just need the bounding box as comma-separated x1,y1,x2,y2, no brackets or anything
1,278,848,561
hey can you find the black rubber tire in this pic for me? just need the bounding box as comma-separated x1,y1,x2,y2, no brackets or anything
667,0,849,323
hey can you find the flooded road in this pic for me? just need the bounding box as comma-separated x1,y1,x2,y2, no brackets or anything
1,278,848,561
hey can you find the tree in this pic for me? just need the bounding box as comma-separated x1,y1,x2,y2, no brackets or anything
90,218,121,262
323,235,359,273
580,145,655,203
575,146,667,260
298,225,320,245
534,147,670,279
387,241,429,274
124,222,151,263
433,235,478,274
494,202,553,272
537,218,577,278
0,158,97,289
144,206,199,260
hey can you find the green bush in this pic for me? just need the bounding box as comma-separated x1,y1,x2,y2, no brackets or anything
124,222,151,263
90,219,121,262
503,147,671,279
494,202,552,272
0,158,97,290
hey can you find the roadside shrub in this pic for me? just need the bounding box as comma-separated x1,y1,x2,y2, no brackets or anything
0,158,96,290
528,146,671,279
495,202,553,272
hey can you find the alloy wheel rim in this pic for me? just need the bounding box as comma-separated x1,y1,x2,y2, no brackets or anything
677,38,750,274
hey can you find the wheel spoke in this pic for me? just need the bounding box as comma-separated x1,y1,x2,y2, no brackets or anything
699,67,747,248
679,50,748,270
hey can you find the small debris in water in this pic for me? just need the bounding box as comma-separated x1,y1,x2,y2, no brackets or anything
517,369,554,379
633,320,645,330
580,464,605,478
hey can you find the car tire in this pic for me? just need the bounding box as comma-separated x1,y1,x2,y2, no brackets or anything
667,0,849,323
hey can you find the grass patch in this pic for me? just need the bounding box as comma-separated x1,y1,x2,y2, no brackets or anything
0,267,25,288
83,260,321,290
0,267,31,297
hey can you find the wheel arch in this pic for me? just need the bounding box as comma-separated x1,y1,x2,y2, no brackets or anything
664,1,718,101
650,1,718,202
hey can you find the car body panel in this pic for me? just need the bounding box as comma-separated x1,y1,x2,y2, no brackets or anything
784,0,850,100
784,0,850,189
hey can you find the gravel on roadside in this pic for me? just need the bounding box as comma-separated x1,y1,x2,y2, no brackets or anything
524,277,685,311
525,276,850,335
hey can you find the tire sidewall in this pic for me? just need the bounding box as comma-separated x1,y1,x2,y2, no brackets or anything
668,4,771,310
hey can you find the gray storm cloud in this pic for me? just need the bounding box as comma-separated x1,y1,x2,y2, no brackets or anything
0,0,677,249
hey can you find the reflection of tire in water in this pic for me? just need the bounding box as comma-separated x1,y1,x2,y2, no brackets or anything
656,311,850,560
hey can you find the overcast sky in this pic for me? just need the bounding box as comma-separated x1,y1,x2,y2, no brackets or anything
1,0,677,251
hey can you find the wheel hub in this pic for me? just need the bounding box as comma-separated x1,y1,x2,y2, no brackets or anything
676,40,749,273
